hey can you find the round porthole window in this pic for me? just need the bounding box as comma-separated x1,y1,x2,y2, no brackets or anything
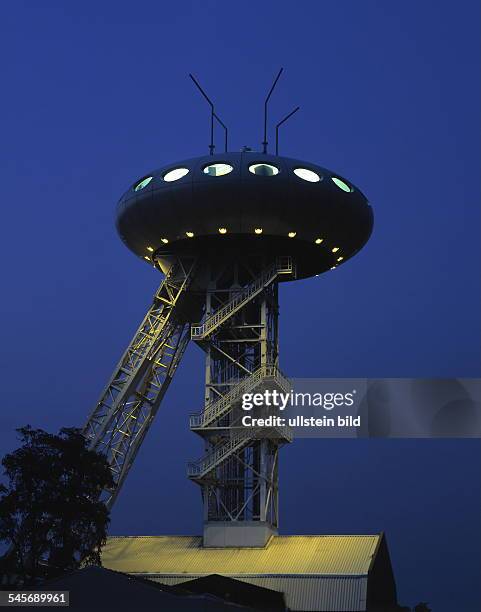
294,168,320,183
331,176,352,192
163,167,190,182
203,163,233,177
248,163,279,176
134,176,153,191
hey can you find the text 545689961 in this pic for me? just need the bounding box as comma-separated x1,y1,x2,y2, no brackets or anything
0,592,69,607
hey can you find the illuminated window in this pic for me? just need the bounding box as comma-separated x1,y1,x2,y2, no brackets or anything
185,231,194,238
288,232,297,238
254,228,263,234
134,176,153,191
337,256,344,262
248,163,279,176
163,167,189,182
332,247,340,253
218,227,227,234
161,238,169,244
203,163,233,177
144,256,150,261
331,177,351,193
294,168,320,183
146,246,154,252
315,238,324,244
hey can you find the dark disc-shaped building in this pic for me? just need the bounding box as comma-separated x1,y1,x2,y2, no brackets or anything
116,151,373,283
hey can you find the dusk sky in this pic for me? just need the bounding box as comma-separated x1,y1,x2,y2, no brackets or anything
1,2,480,610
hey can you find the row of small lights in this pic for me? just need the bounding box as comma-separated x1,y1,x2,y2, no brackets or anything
134,164,352,193
144,231,344,266
139,163,348,269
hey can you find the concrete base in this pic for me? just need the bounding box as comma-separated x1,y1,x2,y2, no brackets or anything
203,521,277,548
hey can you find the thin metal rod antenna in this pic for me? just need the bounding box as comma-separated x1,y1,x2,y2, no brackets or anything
262,68,284,154
275,106,300,155
214,112,228,153
189,74,214,154
189,73,228,155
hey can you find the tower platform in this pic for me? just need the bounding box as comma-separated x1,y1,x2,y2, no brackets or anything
101,533,397,612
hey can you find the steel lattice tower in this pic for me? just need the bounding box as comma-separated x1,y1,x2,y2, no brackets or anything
187,254,293,545
81,77,373,547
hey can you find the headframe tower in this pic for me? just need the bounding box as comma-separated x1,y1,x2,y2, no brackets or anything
83,72,373,547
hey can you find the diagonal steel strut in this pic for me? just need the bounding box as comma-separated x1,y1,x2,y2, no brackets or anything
82,255,196,507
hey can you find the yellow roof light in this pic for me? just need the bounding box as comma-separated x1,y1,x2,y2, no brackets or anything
185,231,194,238
337,256,344,262
332,247,340,253
254,228,263,234
161,238,169,244
218,227,227,234
315,238,324,245
146,246,154,252
288,232,297,238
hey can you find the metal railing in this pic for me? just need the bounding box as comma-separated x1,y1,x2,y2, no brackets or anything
187,424,293,479
189,364,291,429
191,256,293,340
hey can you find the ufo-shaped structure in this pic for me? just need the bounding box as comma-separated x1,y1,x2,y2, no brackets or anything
83,66,374,549
116,152,373,283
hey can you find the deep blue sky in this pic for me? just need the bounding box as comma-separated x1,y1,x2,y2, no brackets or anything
1,1,480,610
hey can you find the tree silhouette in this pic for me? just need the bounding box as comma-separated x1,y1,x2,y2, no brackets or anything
0,426,114,585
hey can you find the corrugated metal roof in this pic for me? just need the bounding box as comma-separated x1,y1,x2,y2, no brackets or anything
102,535,380,576
102,535,381,611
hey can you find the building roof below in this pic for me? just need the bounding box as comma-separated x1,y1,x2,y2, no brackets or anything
102,534,381,576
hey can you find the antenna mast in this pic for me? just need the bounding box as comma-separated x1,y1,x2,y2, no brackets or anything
189,74,228,154
275,106,300,155
262,68,283,154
